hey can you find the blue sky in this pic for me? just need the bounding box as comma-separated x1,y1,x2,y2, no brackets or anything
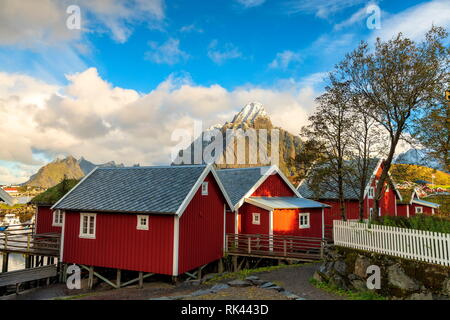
0,0,449,184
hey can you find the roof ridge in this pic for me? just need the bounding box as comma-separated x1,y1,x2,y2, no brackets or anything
96,164,207,170
217,166,272,171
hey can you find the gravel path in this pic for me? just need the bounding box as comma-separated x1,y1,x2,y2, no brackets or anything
257,263,344,300
1,262,342,300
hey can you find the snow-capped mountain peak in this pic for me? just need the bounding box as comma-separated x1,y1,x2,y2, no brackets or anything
231,102,268,124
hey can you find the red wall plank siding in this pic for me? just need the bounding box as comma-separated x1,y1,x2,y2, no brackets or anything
62,211,174,275
36,206,62,234
409,203,435,216
239,203,270,235
251,174,295,197
397,205,409,217
226,211,235,234
273,208,323,238
178,173,226,275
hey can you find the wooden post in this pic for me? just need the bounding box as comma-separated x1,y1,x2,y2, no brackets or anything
88,266,94,289
283,240,287,257
27,234,31,251
138,272,144,289
116,269,121,289
232,255,238,272
320,240,324,259
225,234,228,252
218,259,224,274
248,236,251,254
4,233,8,250
2,253,9,273
197,266,202,280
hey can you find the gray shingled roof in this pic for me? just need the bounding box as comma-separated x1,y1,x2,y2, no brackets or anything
248,197,329,209
216,167,271,208
53,165,207,214
298,159,380,200
0,188,15,206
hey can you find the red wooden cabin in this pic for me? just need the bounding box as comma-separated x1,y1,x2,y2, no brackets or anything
30,179,79,234
52,165,232,277
217,166,329,240
397,189,440,217
298,159,403,237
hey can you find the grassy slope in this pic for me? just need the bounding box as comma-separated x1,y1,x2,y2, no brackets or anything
391,164,450,185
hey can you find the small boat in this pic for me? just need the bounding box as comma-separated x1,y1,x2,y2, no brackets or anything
0,225,8,231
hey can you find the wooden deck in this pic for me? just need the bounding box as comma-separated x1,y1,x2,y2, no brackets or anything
225,233,326,261
0,224,60,257
0,265,57,288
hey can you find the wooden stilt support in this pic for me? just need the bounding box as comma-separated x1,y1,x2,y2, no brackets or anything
116,269,122,289
88,266,94,289
232,256,238,272
138,272,144,289
197,266,202,280
218,259,224,274
172,276,178,285
2,253,9,273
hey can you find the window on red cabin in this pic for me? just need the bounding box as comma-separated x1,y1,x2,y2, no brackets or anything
299,213,310,229
201,182,208,195
52,210,63,227
252,213,260,225
137,215,149,230
79,213,96,239
415,207,423,214
368,187,375,199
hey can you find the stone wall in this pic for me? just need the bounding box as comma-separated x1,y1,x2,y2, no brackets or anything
314,245,450,300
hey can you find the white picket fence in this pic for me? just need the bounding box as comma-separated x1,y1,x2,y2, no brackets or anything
333,220,450,267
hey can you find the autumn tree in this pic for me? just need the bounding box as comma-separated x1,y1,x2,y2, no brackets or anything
334,26,449,220
413,96,450,172
301,79,355,220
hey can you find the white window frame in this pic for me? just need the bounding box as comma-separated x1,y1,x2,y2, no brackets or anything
201,182,209,196
137,215,149,230
299,213,310,229
52,209,63,227
79,213,96,239
415,207,423,214
252,213,260,225
368,187,375,199
369,208,374,218
385,184,390,193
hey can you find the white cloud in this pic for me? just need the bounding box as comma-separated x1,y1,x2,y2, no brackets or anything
234,0,266,8
286,0,367,19
179,24,203,33
333,5,369,31
145,38,189,65
0,68,319,184
0,0,165,46
269,50,302,70
207,40,242,65
370,0,450,42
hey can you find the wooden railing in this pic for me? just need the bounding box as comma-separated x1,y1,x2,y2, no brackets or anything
225,233,326,261
0,224,60,256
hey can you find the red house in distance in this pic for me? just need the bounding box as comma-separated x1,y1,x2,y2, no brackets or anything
52,165,233,279
30,179,79,235
397,189,440,217
298,159,403,237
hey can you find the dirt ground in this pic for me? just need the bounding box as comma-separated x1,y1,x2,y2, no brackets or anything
1,262,342,300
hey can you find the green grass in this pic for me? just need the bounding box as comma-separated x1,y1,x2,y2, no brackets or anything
373,215,450,233
423,194,450,215
204,263,304,285
30,178,79,205
0,203,25,209
53,292,98,300
309,278,387,300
